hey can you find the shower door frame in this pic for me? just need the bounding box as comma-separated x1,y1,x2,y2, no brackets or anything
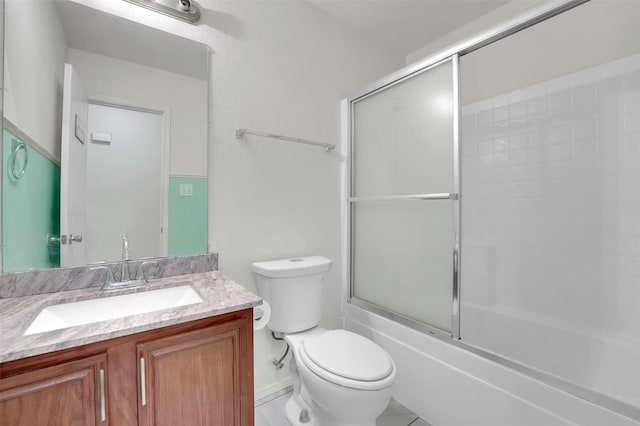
347,54,461,341
346,0,640,421
347,0,590,340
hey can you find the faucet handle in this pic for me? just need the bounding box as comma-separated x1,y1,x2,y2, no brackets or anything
135,260,158,283
122,234,130,261
90,265,116,288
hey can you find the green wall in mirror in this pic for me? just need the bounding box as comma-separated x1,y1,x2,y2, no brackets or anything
2,129,60,272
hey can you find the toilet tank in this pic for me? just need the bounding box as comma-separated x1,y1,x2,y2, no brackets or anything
252,256,332,334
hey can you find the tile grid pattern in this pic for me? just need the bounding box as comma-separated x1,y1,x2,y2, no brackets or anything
460,52,640,405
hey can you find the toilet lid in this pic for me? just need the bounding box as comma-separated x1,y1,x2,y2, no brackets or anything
300,330,393,382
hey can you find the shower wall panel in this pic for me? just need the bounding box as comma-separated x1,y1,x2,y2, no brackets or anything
460,52,640,408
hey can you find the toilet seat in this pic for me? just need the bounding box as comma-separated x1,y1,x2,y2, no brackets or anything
299,329,395,391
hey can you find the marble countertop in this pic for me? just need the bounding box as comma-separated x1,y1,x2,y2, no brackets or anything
0,271,262,363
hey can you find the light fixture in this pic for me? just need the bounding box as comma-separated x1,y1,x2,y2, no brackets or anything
122,0,201,24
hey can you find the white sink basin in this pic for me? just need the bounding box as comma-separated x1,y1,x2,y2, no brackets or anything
24,285,203,336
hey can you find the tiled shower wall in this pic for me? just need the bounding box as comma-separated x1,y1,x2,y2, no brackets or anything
460,53,640,407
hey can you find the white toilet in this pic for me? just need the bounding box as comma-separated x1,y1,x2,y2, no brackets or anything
253,256,396,426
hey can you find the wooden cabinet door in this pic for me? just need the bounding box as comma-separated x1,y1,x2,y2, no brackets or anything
0,353,107,426
137,315,253,426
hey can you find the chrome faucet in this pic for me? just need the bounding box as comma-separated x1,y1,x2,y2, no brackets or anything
91,236,153,290
91,236,158,290
121,234,130,282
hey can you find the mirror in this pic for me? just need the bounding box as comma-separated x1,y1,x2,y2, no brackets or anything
2,0,209,273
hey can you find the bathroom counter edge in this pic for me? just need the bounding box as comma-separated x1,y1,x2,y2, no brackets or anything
0,271,261,363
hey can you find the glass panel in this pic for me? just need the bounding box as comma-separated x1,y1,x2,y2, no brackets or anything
353,60,454,197
351,58,455,333
460,0,640,409
353,201,453,333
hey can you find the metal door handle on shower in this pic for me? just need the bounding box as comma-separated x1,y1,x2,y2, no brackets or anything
347,193,459,202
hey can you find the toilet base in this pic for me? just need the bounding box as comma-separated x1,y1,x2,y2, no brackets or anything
285,392,378,426
285,393,315,426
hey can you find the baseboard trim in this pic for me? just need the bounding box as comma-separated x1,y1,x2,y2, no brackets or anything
255,378,293,407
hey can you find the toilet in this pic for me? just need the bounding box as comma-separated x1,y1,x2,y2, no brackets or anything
252,256,396,426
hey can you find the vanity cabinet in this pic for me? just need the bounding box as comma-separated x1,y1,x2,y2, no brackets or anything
0,354,107,425
0,309,254,426
137,317,248,426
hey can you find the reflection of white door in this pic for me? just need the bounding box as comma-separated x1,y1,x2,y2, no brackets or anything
60,64,88,267
85,104,164,263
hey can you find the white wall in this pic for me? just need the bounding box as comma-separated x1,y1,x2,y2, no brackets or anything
68,48,207,176
460,0,640,104
405,0,545,65
68,0,404,396
204,0,404,396
3,0,68,160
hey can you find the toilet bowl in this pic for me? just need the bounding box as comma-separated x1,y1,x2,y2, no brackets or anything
284,328,395,426
252,256,396,426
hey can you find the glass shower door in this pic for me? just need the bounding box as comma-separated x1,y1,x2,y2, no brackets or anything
350,57,458,335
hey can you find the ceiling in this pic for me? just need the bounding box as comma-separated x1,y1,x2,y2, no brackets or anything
307,0,510,57
55,0,509,78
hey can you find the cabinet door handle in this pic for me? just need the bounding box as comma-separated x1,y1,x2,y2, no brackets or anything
140,357,147,406
99,369,106,422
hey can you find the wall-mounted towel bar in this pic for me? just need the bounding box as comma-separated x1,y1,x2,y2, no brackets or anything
236,128,335,152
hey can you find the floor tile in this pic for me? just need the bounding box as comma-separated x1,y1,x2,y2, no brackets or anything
255,391,430,426
376,399,418,426
255,393,289,426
